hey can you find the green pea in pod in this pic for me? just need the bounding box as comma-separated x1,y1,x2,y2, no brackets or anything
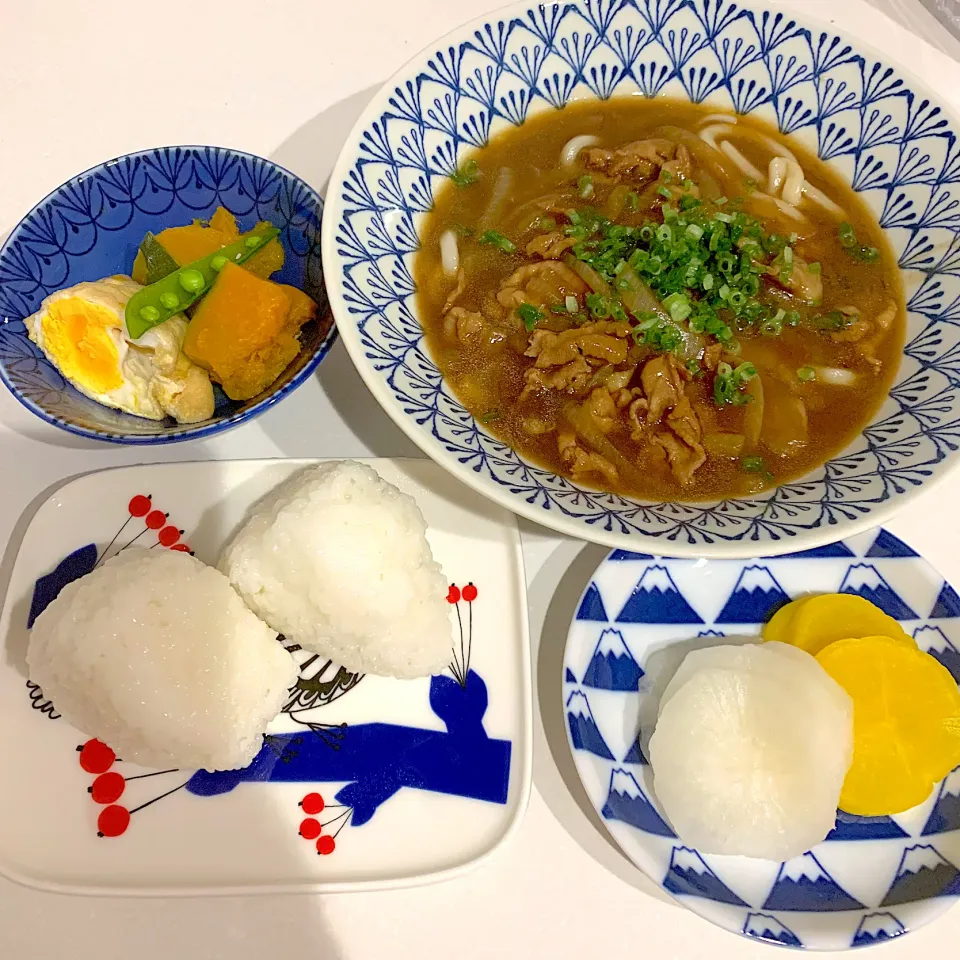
125,224,281,340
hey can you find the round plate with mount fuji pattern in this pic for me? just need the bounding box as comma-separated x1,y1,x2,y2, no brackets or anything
564,529,960,949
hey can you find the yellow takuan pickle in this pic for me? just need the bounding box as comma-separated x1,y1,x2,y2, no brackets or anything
763,593,913,655
816,635,960,816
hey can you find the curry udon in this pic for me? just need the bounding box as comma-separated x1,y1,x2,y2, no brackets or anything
415,99,904,501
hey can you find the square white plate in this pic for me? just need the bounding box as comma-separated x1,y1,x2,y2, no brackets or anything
0,459,531,895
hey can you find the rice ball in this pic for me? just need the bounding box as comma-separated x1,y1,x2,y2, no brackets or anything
219,461,452,679
648,642,853,860
27,549,297,771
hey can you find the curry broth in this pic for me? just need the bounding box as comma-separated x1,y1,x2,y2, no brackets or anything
415,98,904,501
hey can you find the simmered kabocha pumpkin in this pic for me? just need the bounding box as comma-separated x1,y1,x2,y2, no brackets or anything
131,207,284,284
183,261,317,400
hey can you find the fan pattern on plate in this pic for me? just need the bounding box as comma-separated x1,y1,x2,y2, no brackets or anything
563,527,960,948
331,0,960,548
0,147,331,443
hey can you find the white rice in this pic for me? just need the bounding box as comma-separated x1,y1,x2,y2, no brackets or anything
219,461,452,679
27,549,297,771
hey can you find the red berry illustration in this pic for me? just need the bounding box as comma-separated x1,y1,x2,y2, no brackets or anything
170,543,191,553
90,772,125,805
300,792,325,815
97,805,130,838
157,526,181,547
462,583,478,602
128,495,151,517
316,835,335,855
447,585,461,604
145,510,167,530
78,739,115,774
299,818,321,840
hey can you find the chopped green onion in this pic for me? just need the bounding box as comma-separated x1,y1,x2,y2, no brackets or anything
714,360,756,406
480,410,501,423
517,303,544,331
838,221,857,248
578,175,594,199
450,159,480,188
517,303,544,330
663,292,693,322
626,191,639,212
812,310,852,331
807,261,822,275
479,230,516,254
685,223,704,240
565,295,579,313
797,365,817,382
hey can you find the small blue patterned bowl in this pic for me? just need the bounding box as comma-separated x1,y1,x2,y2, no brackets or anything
323,0,960,558
0,146,334,444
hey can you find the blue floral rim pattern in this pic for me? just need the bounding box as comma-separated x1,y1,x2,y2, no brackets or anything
0,145,335,444
324,0,960,555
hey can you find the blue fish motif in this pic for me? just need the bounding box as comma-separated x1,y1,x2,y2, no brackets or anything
188,671,511,826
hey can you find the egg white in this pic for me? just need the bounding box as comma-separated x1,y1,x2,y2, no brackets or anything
25,276,214,423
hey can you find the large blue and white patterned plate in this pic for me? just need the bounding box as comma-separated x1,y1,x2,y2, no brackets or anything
323,0,960,557
0,147,335,444
563,530,960,949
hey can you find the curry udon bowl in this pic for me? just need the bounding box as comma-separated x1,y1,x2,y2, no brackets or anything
323,0,960,558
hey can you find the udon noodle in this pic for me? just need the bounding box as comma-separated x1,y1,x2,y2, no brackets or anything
415,99,904,501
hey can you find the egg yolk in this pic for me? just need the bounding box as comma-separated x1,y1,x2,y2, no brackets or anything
41,298,123,395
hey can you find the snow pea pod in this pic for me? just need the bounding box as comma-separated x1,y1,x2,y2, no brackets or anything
125,224,281,339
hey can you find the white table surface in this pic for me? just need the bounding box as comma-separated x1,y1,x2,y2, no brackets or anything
2,0,960,956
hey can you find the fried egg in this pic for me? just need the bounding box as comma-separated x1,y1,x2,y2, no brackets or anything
25,276,214,424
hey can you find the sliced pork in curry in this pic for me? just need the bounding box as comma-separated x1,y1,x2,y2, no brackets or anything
416,98,904,501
